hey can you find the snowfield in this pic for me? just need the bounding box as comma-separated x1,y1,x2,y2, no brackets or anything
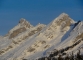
0,13,83,60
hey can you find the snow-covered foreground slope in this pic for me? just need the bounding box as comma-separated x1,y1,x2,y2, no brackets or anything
0,13,83,60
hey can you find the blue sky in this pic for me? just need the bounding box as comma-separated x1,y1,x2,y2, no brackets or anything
0,0,83,35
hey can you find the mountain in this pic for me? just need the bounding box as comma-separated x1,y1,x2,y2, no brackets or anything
5,18,33,38
0,13,83,60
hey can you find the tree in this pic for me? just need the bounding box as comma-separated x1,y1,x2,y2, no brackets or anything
77,50,82,60
58,55,63,60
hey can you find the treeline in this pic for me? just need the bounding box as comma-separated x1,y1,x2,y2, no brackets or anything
22,38,83,60
36,39,83,60
36,50,83,60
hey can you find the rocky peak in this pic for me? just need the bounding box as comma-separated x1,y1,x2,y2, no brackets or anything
51,13,75,29
19,18,27,24
57,13,69,19
36,23,46,27
19,18,33,28
5,18,33,37
57,13,74,23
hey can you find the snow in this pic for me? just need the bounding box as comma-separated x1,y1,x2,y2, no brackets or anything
0,13,83,60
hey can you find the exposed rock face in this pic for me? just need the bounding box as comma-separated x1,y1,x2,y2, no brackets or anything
28,26,43,36
55,13,73,29
5,18,33,38
46,13,74,33
1,13,83,60
19,18,32,28
9,27,26,39
74,33,83,43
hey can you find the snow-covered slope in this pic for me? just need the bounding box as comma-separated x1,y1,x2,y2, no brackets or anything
0,13,83,60
5,18,33,38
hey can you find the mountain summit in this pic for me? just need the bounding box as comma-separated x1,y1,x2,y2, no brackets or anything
5,18,33,38
19,18,33,28
0,13,83,60
51,13,75,26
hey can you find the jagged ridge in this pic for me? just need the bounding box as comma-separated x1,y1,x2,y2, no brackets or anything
0,13,83,60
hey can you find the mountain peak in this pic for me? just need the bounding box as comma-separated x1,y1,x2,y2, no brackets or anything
19,18,33,28
19,18,29,24
56,13,70,21
59,13,68,18
19,18,27,24
5,18,33,37
1,13,83,60
51,13,75,26
58,13,75,23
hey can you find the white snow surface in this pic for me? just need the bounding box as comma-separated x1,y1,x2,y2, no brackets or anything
0,13,83,60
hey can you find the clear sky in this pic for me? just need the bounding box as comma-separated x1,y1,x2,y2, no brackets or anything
0,0,83,35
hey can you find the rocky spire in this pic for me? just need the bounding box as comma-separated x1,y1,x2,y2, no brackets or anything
19,18,33,28
5,18,33,37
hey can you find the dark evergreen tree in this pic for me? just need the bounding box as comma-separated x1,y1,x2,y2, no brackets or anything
57,55,63,60
70,51,74,60
65,54,70,60
76,50,82,60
